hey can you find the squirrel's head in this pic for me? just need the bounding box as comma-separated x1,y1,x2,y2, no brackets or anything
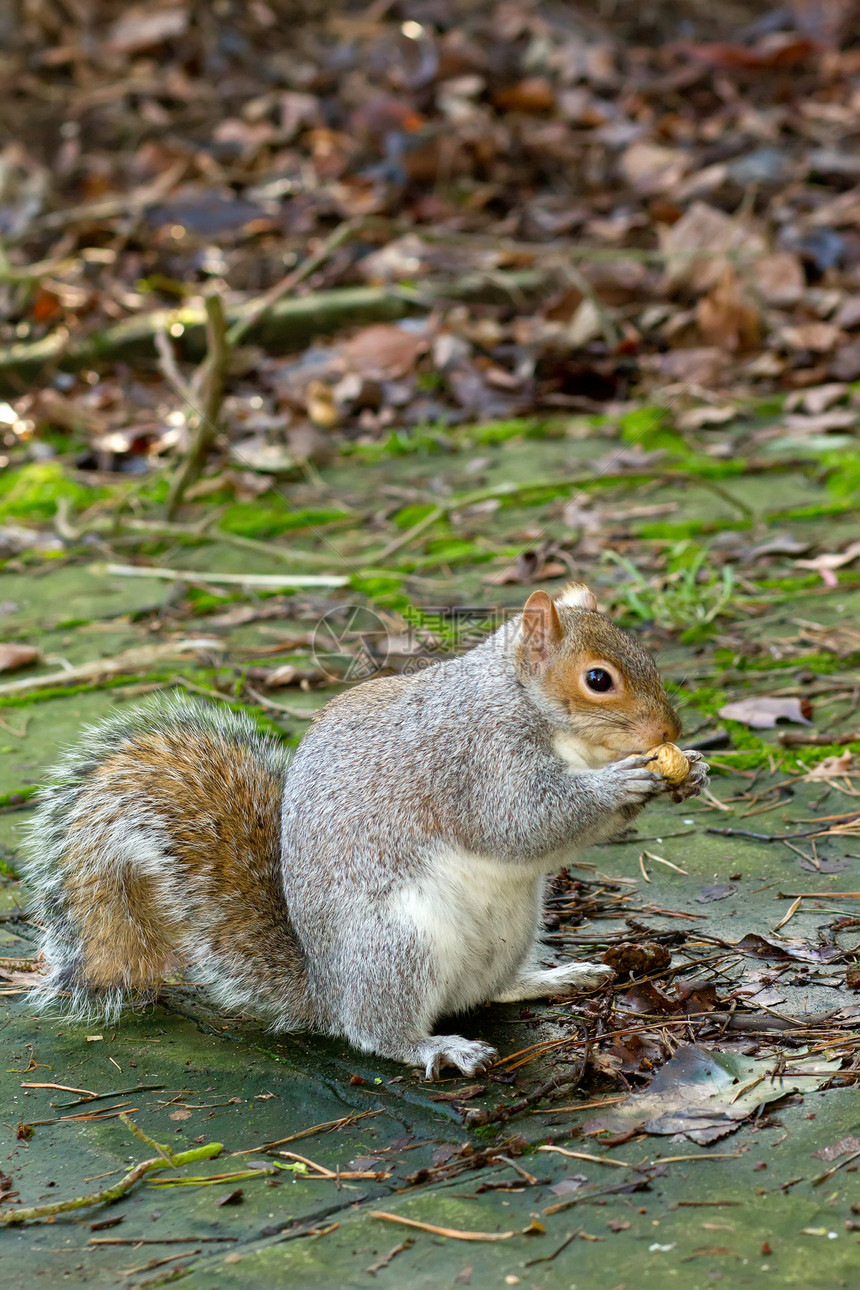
513,582,681,767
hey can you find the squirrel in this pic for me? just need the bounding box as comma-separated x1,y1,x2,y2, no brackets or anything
21,583,708,1079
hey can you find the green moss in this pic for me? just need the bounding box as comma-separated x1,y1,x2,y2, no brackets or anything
392,503,440,529
185,588,242,613
0,462,109,521
219,502,349,539
422,537,483,562
349,572,408,610
471,417,563,445
824,449,860,500
753,573,823,594
0,785,39,808
638,519,720,540
347,426,456,461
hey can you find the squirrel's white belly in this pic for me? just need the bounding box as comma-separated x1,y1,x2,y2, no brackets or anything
392,845,542,1015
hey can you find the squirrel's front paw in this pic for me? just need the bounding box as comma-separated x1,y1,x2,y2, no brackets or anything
415,1035,498,1081
669,750,710,802
605,755,664,807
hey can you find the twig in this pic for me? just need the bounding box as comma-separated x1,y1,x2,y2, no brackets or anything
104,563,347,589
90,1237,237,1246
811,1147,860,1186
705,826,826,843
49,1083,166,1109
240,1108,383,1155
166,292,229,518
369,1212,518,1242
465,1033,589,1126
366,1238,414,1276
0,1116,222,1226
525,1229,582,1267
536,1146,631,1169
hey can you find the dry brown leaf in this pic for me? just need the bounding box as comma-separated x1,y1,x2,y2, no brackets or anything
782,410,856,434
719,696,813,728
492,77,555,114
752,252,806,307
779,322,844,353
620,142,689,195
660,202,765,294
106,6,188,54
812,1135,860,1162
696,267,760,352
803,751,856,781
675,404,737,431
341,324,427,381
786,383,848,415
0,644,39,673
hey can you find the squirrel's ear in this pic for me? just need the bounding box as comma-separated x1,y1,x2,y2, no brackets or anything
520,590,564,670
555,582,598,611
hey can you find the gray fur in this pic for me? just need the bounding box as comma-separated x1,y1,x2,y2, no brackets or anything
20,610,708,1079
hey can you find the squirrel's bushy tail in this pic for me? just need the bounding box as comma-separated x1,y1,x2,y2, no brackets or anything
21,696,309,1029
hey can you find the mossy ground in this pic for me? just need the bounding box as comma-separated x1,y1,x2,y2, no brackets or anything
1,414,859,1286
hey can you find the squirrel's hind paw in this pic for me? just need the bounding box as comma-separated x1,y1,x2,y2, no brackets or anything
415,1035,498,1081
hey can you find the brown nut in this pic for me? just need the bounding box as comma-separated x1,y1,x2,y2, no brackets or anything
647,742,690,786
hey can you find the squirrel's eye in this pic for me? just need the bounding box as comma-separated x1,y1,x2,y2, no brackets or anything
585,668,614,693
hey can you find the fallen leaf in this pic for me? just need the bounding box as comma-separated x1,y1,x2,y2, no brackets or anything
492,78,555,114
752,252,806,306
779,322,844,353
718,696,812,728
660,202,765,294
696,267,760,352
812,1135,860,1162
341,324,427,381
796,540,860,572
169,1109,192,1121
675,404,738,431
695,883,737,903
106,6,188,54
620,141,689,195
684,36,820,72
0,643,39,673
484,549,568,585
782,410,857,434
216,1188,244,1206
803,751,856,781
734,933,841,964
786,383,848,415
593,1044,840,1145
548,1175,589,1196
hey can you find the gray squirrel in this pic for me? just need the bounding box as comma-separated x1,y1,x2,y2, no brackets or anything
22,583,707,1079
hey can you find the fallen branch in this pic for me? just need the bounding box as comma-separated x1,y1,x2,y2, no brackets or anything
0,271,549,391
